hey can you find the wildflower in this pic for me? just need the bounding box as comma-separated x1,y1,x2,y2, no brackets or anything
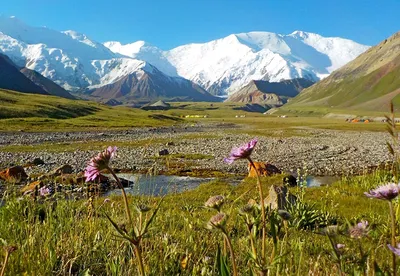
224,139,257,164
85,146,117,182
349,220,369,239
364,183,400,200
205,195,225,211
38,186,50,196
207,213,227,229
387,244,400,257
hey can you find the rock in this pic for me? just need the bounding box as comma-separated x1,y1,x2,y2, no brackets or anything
283,175,297,187
157,149,169,156
21,180,43,193
119,177,131,188
264,185,296,210
248,162,281,177
0,166,28,182
52,165,73,176
32,158,45,165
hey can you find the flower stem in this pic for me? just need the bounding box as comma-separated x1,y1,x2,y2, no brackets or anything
223,232,238,276
248,157,266,266
134,244,146,276
389,201,397,276
0,250,10,276
247,224,257,259
107,167,133,228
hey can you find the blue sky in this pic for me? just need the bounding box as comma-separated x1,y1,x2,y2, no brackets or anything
1,0,399,49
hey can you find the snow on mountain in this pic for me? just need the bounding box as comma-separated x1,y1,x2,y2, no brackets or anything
0,15,139,90
0,16,369,97
106,31,369,95
104,41,178,77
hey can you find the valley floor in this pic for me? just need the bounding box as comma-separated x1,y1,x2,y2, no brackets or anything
0,122,392,177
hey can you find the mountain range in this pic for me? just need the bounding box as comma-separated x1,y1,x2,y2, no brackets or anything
0,15,369,103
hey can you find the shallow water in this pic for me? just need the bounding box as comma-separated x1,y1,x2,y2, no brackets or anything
105,174,217,196
104,174,339,197
306,175,339,187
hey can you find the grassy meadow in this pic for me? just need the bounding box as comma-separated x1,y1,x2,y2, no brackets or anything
1,89,399,275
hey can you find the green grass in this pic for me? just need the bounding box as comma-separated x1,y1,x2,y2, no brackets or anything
284,60,400,112
0,89,183,132
0,171,397,275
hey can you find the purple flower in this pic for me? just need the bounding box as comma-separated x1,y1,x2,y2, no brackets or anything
224,139,257,164
349,220,369,239
39,186,50,196
388,244,400,256
364,183,400,200
205,195,225,211
85,146,117,182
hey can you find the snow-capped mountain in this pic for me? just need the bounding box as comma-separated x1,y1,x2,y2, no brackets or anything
0,16,145,91
0,16,369,98
106,31,369,95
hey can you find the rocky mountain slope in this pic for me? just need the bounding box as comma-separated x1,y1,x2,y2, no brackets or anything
226,78,314,106
20,68,75,99
0,53,48,95
284,31,400,111
87,62,218,102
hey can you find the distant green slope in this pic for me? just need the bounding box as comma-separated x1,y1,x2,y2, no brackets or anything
0,89,182,131
0,89,100,119
283,31,400,112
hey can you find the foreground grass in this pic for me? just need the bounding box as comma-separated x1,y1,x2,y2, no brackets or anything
0,171,397,275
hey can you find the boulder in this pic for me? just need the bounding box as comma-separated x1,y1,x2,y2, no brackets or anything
248,162,281,177
32,158,45,166
157,149,169,156
0,166,28,182
283,175,297,187
264,185,296,210
52,165,73,176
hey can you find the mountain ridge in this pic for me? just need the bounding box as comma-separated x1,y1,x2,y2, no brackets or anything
284,31,400,111
0,16,369,101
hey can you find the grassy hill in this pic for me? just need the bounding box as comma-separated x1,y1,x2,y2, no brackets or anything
282,31,400,113
0,89,182,131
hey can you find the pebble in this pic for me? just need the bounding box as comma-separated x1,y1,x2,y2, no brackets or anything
0,124,393,177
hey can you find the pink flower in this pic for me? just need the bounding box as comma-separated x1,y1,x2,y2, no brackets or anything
224,139,257,164
39,186,50,196
349,220,369,239
364,183,400,201
85,146,117,182
388,244,400,256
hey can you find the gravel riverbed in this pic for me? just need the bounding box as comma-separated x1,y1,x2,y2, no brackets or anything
0,123,393,177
